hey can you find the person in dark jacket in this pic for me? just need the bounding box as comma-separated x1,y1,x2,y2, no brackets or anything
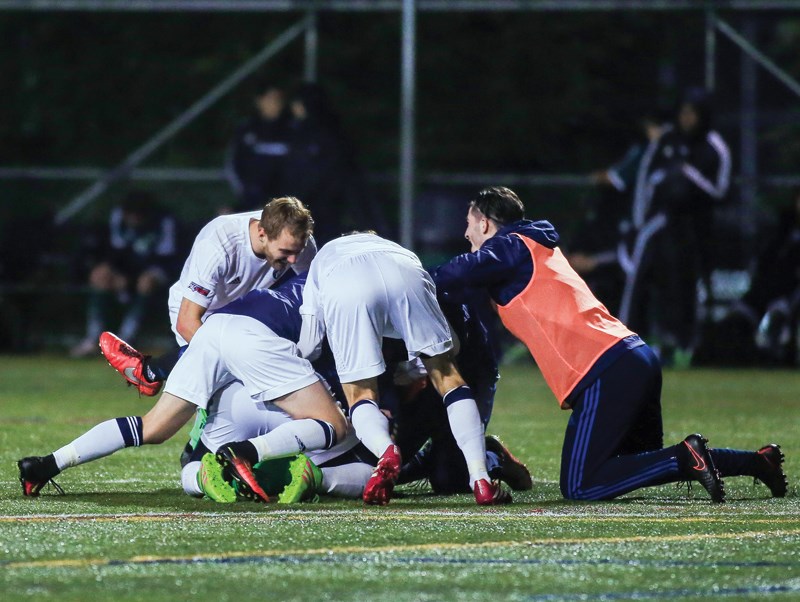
70,190,177,357
617,88,731,366
225,78,290,211
282,83,379,244
432,186,786,504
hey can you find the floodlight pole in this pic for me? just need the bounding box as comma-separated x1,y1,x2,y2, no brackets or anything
704,9,716,92
399,0,416,250
304,10,318,82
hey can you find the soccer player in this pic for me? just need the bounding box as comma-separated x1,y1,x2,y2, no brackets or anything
100,196,316,396
431,186,787,503
384,296,532,494
18,275,346,501
184,379,376,504
294,232,511,506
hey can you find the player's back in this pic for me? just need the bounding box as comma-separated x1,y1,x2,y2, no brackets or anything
312,233,420,279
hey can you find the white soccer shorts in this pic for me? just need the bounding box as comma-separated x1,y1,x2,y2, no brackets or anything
164,313,319,408
322,252,453,382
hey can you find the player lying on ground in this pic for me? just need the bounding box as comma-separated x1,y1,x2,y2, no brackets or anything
99,196,316,396
295,232,510,507
378,293,533,494
182,378,377,504
431,186,788,503
19,275,346,502
386,358,532,494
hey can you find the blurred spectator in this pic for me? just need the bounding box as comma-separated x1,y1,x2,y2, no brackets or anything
727,191,800,364
588,109,667,195
70,191,178,357
224,78,290,212
282,82,377,244
567,110,667,314
616,87,731,366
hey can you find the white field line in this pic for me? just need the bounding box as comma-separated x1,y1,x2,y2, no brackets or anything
2,509,800,522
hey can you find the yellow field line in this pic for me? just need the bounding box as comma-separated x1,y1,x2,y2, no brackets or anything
5,528,800,570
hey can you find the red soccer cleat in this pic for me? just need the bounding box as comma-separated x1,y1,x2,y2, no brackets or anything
473,478,512,506
99,331,162,397
215,444,270,503
363,444,402,506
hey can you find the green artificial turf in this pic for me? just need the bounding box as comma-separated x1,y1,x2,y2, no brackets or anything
1,355,798,601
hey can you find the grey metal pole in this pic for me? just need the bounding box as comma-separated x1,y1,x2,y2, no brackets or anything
55,16,310,225
716,17,800,98
740,17,759,248
705,8,716,92
304,10,318,82
399,0,416,250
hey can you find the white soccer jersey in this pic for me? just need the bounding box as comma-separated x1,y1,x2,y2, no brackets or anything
167,211,316,345
298,233,453,382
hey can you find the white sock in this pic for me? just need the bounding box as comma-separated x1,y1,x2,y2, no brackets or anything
349,400,394,458
249,419,333,462
181,461,203,497
444,393,489,488
320,463,374,498
52,416,142,471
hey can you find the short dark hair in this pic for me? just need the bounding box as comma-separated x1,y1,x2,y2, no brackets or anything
469,186,525,226
259,196,314,241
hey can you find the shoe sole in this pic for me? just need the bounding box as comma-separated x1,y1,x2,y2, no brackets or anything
200,454,237,503
756,444,788,498
215,451,270,503
486,435,533,491
100,332,162,396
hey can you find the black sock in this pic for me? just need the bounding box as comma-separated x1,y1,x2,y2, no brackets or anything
146,347,183,382
227,440,259,465
37,454,61,480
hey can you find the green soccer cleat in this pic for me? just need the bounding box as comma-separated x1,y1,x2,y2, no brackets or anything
198,453,237,503
277,454,323,504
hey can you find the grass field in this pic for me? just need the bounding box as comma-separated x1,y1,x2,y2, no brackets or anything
1,355,798,601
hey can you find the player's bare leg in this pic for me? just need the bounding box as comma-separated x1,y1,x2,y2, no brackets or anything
17,391,197,496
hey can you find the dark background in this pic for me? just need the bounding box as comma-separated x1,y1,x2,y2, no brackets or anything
2,6,800,348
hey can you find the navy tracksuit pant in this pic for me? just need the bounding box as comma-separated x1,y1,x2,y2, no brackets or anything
560,344,681,500
560,343,757,500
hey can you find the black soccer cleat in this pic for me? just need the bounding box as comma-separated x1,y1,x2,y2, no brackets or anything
18,456,64,497
753,444,788,498
680,434,725,503
486,435,533,491
215,443,270,503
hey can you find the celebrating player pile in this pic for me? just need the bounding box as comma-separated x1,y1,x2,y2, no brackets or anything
18,189,787,506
